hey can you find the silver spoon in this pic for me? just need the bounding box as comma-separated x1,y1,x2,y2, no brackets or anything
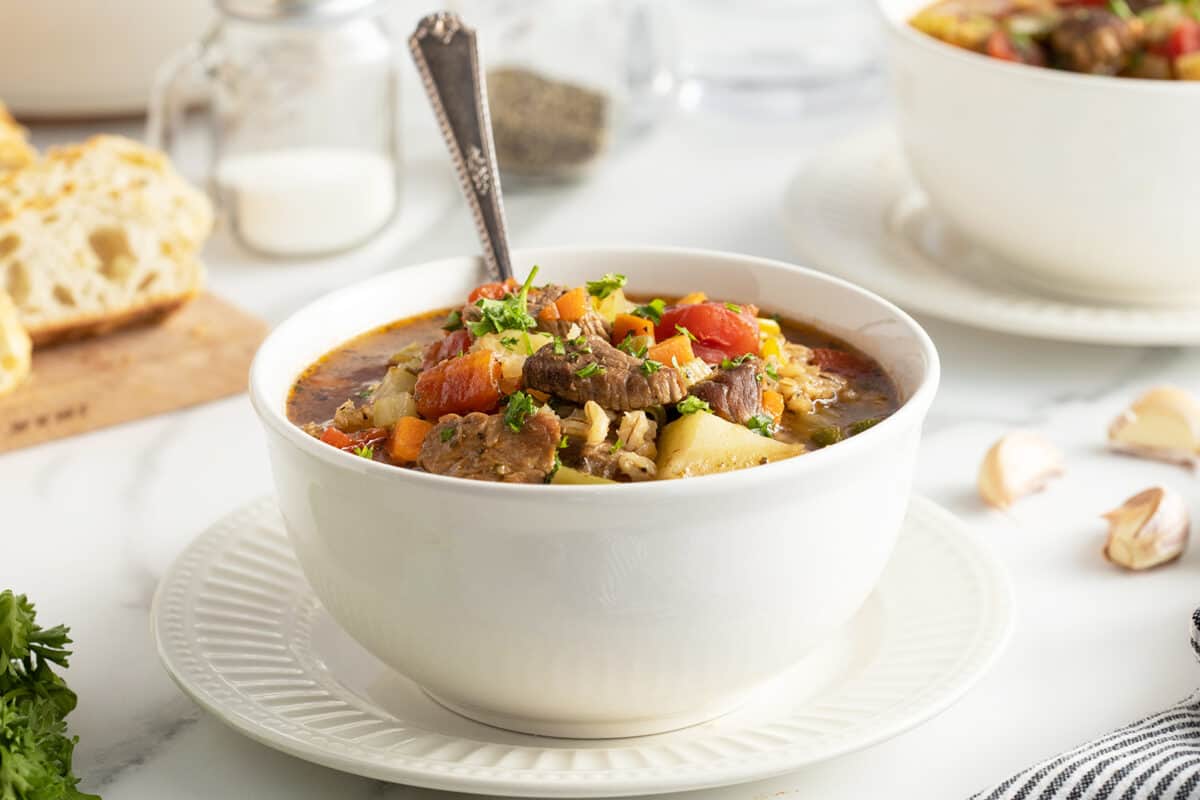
409,12,514,283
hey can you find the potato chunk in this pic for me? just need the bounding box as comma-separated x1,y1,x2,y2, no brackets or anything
657,411,804,480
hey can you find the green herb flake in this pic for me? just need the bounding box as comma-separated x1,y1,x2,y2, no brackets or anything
356,386,374,399
618,336,648,358
765,363,780,381
1108,0,1134,18
522,331,535,355
585,273,627,300
724,302,742,313
442,309,463,331
719,354,754,370
469,266,540,337
575,362,605,378
675,324,698,342
558,434,570,450
552,336,566,355
676,396,711,415
353,445,375,459
440,426,456,442
504,391,537,433
746,414,776,438
640,359,663,375
610,438,624,454
499,335,519,350
632,298,666,324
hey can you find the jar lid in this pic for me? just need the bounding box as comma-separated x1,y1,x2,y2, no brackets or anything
216,0,385,24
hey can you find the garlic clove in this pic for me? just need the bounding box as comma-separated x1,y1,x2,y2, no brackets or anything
978,432,1065,509
1102,486,1189,571
1108,386,1200,467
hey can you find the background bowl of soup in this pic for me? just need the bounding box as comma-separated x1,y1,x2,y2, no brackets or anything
879,0,1200,307
249,247,939,738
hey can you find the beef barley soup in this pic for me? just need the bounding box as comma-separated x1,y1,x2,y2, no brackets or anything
287,268,900,484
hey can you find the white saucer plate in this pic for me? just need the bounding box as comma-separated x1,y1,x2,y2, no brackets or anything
782,127,1200,346
152,496,1011,798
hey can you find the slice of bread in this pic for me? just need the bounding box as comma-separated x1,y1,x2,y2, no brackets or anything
0,103,35,172
0,135,212,346
0,289,31,396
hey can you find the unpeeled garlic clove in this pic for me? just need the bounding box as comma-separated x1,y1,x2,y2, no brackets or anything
978,432,1065,509
1102,486,1189,571
1108,386,1200,468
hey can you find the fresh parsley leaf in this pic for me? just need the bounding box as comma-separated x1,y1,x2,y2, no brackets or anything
558,434,569,450
746,414,776,438
499,335,519,350
610,438,624,454
618,336,648,358
724,302,742,313
442,309,463,331
640,359,663,375
522,331,535,355
632,298,666,324
353,445,374,459
575,362,605,378
503,391,537,433
355,386,374,399
719,354,754,370
585,273,627,300
440,426,456,442
848,417,883,436
469,266,540,337
675,324,697,342
571,336,592,353
765,362,780,381
552,336,566,356
676,396,711,415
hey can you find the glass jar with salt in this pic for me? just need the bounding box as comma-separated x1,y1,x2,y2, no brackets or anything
149,0,401,257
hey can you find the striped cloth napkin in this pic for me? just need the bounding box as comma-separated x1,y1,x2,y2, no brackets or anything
972,609,1200,800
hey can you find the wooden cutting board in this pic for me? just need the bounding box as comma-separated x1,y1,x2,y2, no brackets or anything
0,293,268,454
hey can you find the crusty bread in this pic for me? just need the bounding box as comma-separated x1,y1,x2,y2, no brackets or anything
0,289,31,396
0,103,35,172
0,135,212,346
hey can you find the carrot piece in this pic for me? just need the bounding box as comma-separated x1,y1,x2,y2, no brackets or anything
647,334,696,367
554,287,589,322
415,349,503,418
538,302,560,323
388,417,433,463
612,313,655,346
677,291,707,305
320,426,353,449
761,389,784,422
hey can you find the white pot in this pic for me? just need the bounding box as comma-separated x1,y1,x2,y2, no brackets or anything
0,0,212,118
249,247,939,738
879,0,1200,307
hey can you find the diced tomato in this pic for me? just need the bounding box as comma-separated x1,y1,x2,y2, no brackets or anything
468,278,520,304
320,426,352,449
810,348,873,377
655,302,760,365
1167,19,1200,58
319,426,388,452
986,30,1020,62
422,328,472,370
415,349,503,419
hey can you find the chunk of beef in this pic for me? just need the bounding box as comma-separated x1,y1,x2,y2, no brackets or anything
688,361,764,425
419,410,561,483
527,284,567,319
1049,9,1141,75
523,334,686,411
538,312,611,340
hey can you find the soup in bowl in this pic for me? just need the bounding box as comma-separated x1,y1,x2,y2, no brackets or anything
250,247,939,737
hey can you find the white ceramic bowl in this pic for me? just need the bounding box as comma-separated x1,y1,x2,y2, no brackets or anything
879,0,1200,307
250,247,939,738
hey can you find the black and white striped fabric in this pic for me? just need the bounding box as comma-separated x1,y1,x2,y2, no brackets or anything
972,609,1200,800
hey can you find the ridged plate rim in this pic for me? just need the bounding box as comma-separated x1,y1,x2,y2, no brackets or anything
152,495,1011,797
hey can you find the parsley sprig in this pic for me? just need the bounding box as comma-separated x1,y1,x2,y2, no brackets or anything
677,396,711,415
575,362,605,378
503,391,537,433
746,414,776,438
469,266,539,337
632,298,666,324
586,273,627,300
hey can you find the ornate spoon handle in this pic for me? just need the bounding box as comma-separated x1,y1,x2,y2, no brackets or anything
409,12,514,283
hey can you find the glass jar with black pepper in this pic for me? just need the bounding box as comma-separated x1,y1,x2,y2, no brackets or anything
451,0,675,184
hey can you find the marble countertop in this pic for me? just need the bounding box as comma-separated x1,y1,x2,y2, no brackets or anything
8,89,1200,800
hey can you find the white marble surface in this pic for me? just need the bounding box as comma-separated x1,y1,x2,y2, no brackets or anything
7,85,1200,800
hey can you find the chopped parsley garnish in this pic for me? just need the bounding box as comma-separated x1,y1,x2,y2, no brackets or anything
811,426,843,448
522,331,535,355
724,302,742,313
676,396,711,415
558,434,569,449
640,359,663,375
500,335,519,350
503,391,537,433
765,362,780,381
720,354,755,370
746,414,776,438
610,438,624,454
352,445,375,459
552,336,566,355
675,324,697,341
618,335,648,358
848,417,883,436
442,309,463,331
586,273,627,300
575,362,605,378
469,265,539,336
571,336,591,352
356,386,374,399
1108,0,1133,18
440,426,456,442
632,298,666,324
